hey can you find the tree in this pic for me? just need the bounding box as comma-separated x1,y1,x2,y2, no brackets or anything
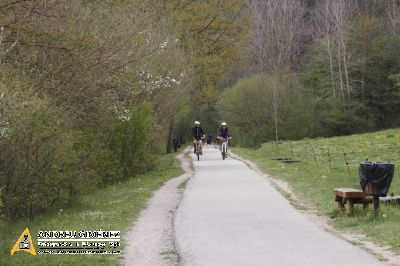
0,0,196,220
164,0,250,131
248,0,308,74
313,0,359,105
386,0,400,33
246,0,309,143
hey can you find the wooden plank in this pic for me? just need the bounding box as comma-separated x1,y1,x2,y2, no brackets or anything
334,188,364,199
380,196,400,203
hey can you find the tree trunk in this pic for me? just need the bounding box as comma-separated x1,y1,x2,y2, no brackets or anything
273,75,279,144
341,38,351,101
327,37,336,98
337,42,346,108
166,119,174,154
361,41,366,103
311,82,315,137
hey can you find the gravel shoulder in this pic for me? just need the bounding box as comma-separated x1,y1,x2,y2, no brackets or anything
122,152,192,266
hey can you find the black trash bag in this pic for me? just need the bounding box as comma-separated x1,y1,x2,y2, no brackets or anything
359,162,395,197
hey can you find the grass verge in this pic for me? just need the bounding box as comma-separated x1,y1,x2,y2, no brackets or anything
234,128,400,254
0,153,183,266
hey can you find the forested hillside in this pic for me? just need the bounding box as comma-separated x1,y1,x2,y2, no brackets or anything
219,0,400,147
0,0,249,220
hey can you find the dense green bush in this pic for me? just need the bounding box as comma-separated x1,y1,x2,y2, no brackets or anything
317,101,372,136
0,101,62,220
110,103,154,181
219,73,311,147
0,101,154,220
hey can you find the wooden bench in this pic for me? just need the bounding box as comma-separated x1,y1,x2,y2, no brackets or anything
334,188,373,216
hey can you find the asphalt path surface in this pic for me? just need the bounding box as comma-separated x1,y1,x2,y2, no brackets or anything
174,145,383,266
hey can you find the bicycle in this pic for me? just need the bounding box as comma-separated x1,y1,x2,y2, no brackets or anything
219,137,231,160
194,138,204,161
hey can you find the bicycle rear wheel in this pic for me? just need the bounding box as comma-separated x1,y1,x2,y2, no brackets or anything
195,142,200,161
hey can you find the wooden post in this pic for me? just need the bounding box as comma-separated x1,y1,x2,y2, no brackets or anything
366,181,380,218
310,143,318,165
345,199,354,216
373,195,380,218
327,148,332,175
336,196,345,211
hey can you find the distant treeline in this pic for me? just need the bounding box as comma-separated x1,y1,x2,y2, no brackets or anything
219,0,400,147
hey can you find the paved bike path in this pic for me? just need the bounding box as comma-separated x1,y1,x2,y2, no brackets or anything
174,146,383,266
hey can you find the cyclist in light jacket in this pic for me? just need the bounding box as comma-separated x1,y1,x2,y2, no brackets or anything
218,122,230,139
217,122,230,152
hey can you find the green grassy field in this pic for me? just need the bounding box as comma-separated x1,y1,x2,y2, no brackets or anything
0,153,183,266
234,128,400,254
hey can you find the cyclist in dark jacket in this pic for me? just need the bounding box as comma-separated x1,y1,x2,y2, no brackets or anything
192,121,205,154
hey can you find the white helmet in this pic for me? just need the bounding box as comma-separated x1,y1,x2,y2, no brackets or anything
194,121,200,125
221,122,227,126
